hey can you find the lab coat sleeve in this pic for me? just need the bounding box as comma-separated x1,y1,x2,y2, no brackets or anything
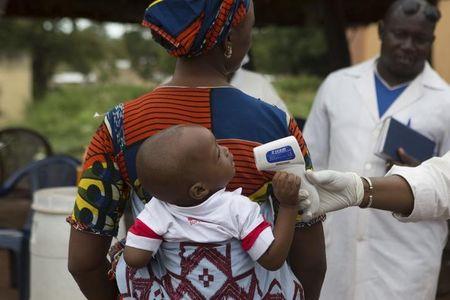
303,76,332,170
438,120,450,156
389,151,450,222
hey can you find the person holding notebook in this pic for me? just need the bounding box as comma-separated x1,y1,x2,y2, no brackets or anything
303,0,450,299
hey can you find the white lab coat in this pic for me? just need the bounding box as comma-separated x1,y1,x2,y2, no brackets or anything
389,151,450,222
303,58,450,300
230,68,289,113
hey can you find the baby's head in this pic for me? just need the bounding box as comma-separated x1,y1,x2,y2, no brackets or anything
136,125,235,206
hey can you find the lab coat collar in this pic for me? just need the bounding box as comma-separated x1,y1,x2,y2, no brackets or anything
343,57,448,123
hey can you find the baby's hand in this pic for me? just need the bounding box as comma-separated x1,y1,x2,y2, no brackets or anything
272,171,301,208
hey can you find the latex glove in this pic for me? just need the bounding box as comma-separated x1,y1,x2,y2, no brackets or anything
305,169,364,216
272,187,313,221
298,189,313,220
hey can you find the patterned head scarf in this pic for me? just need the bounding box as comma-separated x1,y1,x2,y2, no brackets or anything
143,0,251,58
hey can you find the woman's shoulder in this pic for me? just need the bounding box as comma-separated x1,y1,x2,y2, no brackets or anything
210,87,290,142
212,87,284,110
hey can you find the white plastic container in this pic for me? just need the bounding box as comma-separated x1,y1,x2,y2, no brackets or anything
30,187,127,300
30,187,85,300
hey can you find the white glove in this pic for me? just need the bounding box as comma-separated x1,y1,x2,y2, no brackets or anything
305,169,364,216
298,189,313,221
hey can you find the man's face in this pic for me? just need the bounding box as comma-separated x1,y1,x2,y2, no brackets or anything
379,12,435,79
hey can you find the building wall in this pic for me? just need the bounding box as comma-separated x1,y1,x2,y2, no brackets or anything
347,0,450,83
433,0,450,83
0,56,32,126
347,24,380,65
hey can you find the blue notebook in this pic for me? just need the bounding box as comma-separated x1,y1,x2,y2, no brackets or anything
375,117,436,162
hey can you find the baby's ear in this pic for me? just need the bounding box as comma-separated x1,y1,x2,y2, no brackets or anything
189,182,209,200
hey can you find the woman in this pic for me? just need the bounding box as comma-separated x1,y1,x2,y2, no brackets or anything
67,1,325,299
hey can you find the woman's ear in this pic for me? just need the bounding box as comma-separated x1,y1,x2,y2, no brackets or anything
222,33,233,59
189,182,210,201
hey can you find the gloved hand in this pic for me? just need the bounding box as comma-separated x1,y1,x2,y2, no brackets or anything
305,169,364,216
298,189,313,220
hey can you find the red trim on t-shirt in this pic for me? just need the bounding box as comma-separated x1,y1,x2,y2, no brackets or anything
241,221,271,251
129,219,162,240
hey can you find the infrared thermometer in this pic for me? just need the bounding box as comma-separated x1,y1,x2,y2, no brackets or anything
253,136,319,221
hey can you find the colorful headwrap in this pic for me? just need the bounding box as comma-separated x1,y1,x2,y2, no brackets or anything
143,0,250,57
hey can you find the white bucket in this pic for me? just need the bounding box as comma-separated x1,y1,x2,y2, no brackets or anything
30,187,126,300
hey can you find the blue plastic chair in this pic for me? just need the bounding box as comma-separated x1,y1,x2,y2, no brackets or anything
0,127,53,186
0,155,80,300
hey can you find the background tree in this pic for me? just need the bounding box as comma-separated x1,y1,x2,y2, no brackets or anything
252,26,328,76
122,28,175,81
0,18,112,99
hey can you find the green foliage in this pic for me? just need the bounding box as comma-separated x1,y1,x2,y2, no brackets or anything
13,75,320,157
0,18,119,98
0,20,325,153
20,84,152,157
122,29,176,80
19,76,315,155
273,74,322,118
252,26,328,76
62,24,111,75
0,19,31,58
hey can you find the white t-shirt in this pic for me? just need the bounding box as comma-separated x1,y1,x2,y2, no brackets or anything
126,188,274,261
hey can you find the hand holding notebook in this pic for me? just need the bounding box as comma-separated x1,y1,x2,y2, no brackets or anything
375,117,436,163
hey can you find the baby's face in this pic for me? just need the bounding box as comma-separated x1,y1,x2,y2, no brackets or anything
194,128,235,190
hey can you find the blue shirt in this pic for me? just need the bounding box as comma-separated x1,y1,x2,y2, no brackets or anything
374,72,409,117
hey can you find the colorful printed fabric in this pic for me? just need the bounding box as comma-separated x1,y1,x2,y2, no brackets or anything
116,202,304,300
68,86,316,237
142,0,250,57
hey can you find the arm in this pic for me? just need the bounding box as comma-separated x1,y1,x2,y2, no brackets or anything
123,246,153,269
388,152,450,221
257,172,300,270
305,169,412,216
67,119,129,298
68,228,117,300
289,223,326,300
307,151,450,220
359,175,414,215
123,203,164,268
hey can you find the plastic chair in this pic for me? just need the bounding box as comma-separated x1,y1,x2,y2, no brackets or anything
0,127,53,186
0,155,80,300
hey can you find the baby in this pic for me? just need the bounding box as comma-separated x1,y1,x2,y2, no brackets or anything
124,124,302,271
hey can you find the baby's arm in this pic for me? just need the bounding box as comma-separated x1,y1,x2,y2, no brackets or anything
124,246,153,269
123,201,165,269
257,172,300,271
